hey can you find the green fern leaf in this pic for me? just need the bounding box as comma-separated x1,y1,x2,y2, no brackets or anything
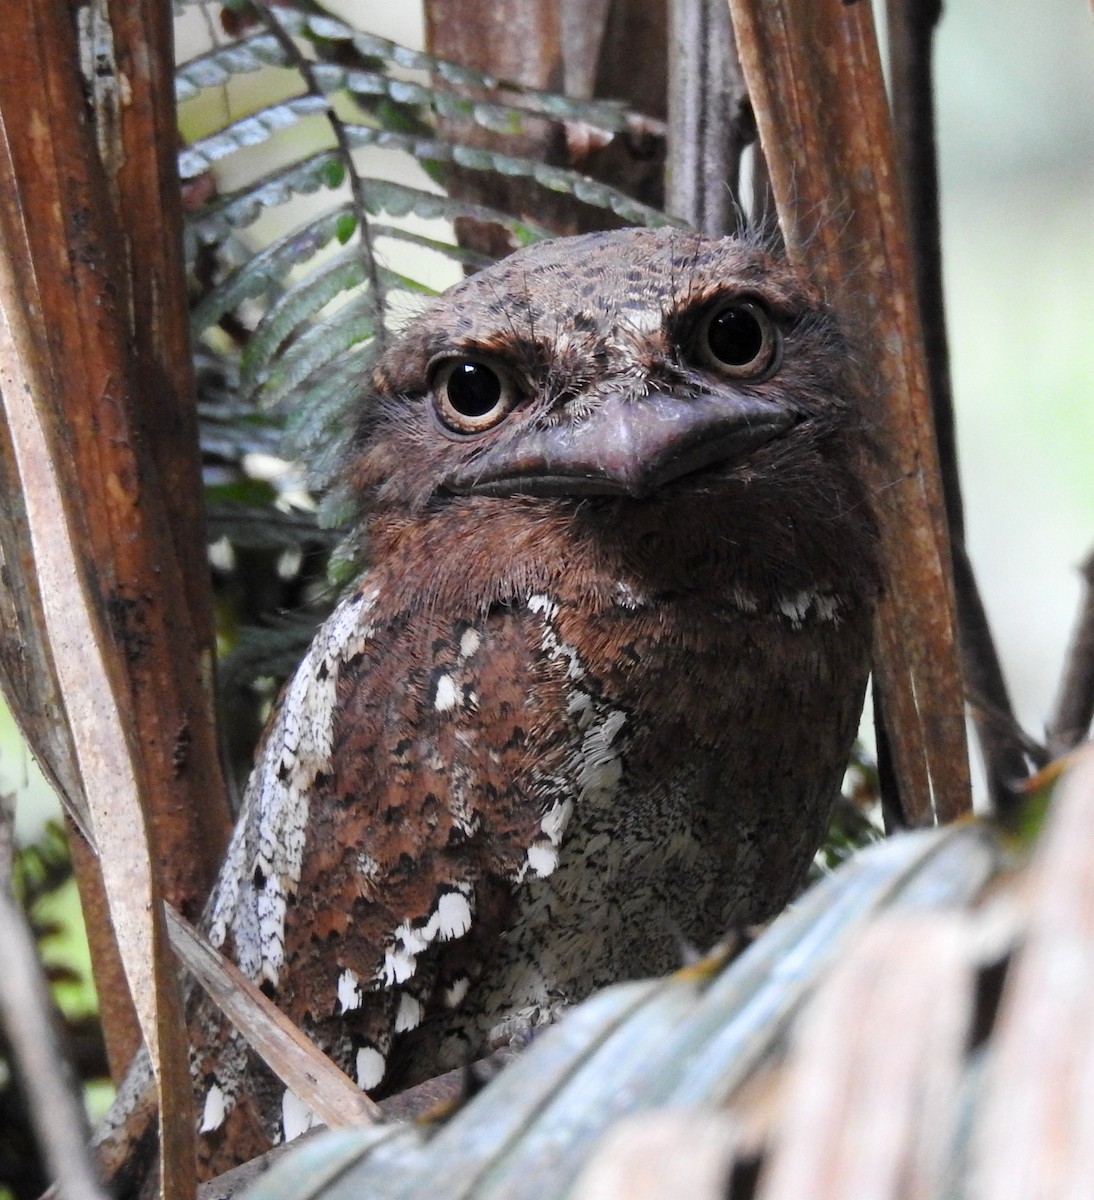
190,205,352,336
356,178,553,245
370,223,493,270
175,33,288,102
279,343,379,476
241,251,368,397
258,291,377,413
219,614,333,697
178,96,331,179
187,152,344,246
344,125,682,229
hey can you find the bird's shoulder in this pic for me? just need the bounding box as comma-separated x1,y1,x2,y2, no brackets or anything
203,576,596,1086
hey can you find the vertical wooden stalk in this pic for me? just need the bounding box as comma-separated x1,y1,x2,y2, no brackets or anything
0,203,196,1199
91,0,217,661
73,0,233,1083
726,0,971,825
887,0,1031,810
666,0,752,235
0,0,234,1194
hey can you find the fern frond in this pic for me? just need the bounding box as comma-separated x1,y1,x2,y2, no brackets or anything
266,6,664,139
257,291,376,414
369,223,493,270
219,613,332,696
279,343,379,476
187,152,345,246
184,104,672,227
354,179,555,244
190,205,353,336
186,152,554,253
178,95,332,179
240,250,369,397
240,247,447,402
343,126,681,229
175,32,288,102
200,408,283,467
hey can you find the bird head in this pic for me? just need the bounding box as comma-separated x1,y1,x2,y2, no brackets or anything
348,227,877,606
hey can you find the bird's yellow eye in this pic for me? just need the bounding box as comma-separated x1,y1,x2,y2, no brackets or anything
432,357,521,434
695,301,778,377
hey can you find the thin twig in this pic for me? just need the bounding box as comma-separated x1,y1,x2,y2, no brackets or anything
166,905,383,1127
1047,548,1094,757
884,0,957,533
953,545,1040,796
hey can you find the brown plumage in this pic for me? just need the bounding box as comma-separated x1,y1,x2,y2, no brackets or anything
167,226,879,1175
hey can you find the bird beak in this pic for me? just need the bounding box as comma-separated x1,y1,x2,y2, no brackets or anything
442,390,797,499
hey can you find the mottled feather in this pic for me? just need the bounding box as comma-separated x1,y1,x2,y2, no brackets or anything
171,227,879,1177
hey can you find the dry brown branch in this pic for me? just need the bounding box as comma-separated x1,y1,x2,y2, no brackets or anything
0,2,238,1195
886,0,1033,809
166,907,383,1129
728,0,971,826
0,1,233,1093
666,0,752,235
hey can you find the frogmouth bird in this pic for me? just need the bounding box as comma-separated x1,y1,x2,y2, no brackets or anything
119,226,881,1177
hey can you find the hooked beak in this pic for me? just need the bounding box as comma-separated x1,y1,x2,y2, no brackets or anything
442,390,797,499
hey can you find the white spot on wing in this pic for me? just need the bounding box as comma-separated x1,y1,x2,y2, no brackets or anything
541,799,573,845
577,709,627,796
458,627,481,660
337,968,362,1014
436,890,473,940
567,690,594,725
524,592,629,883
395,993,424,1032
778,592,811,625
355,851,380,881
434,673,458,711
380,885,476,985
531,594,585,679
281,1090,318,1141
382,943,418,986
527,593,557,620
200,1084,227,1133
443,976,470,1008
527,842,559,877
355,1046,386,1090
776,590,841,627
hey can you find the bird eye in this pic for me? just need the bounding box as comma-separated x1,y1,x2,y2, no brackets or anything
432,357,521,434
695,301,777,377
